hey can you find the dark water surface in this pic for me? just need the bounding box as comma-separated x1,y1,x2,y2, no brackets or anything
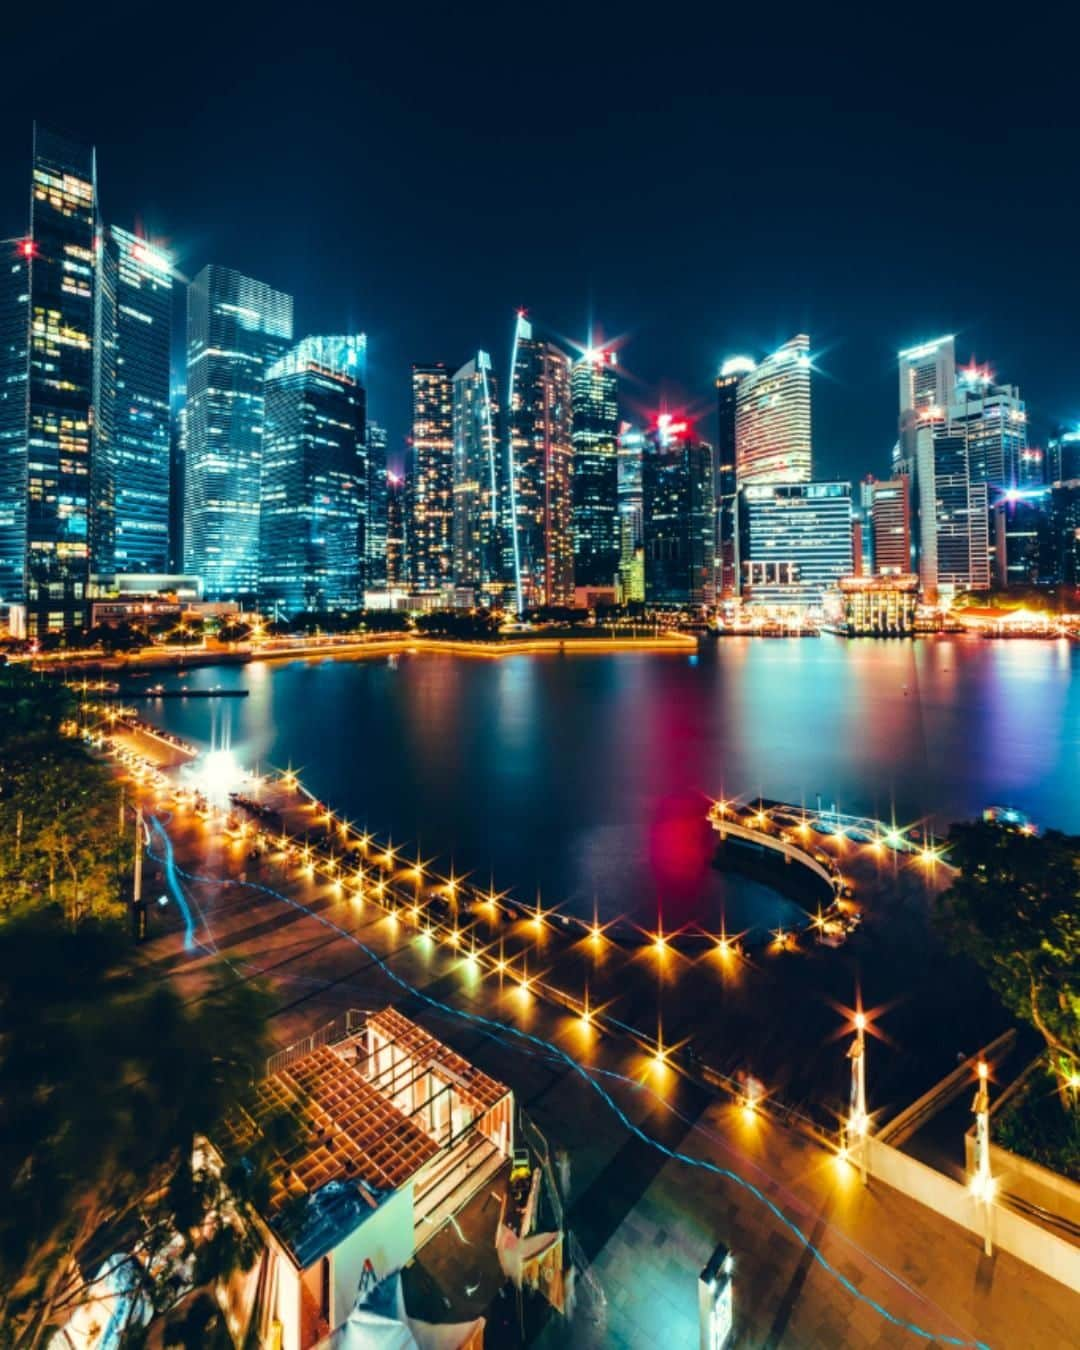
147,637,1080,936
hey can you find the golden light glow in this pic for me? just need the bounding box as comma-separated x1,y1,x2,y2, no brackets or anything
978,1059,988,1081
854,1011,866,1032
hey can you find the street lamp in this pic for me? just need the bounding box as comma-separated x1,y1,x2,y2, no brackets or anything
970,1060,995,1255
847,1011,869,1185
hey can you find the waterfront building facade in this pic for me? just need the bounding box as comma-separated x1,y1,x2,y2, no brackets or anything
507,315,574,608
642,416,716,608
739,480,853,608
92,226,173,576
408,364,454,591
451,351,503,597
839,574,918,635
258,336,366,617
0,127,97,635
184,265,293,600
733,336,812,486
570,347,619,589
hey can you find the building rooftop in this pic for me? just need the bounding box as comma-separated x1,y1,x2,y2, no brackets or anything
219,1008,508,1268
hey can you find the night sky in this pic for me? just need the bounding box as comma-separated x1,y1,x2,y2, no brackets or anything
3,8,1078,478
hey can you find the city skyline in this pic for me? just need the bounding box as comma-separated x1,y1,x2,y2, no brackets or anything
3,13,1079,476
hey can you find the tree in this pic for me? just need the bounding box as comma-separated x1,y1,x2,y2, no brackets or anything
936,821,1080,1098
0,670,124,924
215,621,252,644
0,911,282,1347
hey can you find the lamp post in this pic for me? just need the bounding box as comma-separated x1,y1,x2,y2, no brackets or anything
847,1011,869,1184
971,1060,994,1256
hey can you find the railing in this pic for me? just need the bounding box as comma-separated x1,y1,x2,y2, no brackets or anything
708,808,841,896
265,1008,368,1075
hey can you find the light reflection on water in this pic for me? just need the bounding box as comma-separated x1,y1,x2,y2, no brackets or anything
148,638,1080,934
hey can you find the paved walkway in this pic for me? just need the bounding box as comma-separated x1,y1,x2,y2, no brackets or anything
119,769,1079,1348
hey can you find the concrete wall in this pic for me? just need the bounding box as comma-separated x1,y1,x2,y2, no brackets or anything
965,1130,1080,1230
865,1137,1080,1294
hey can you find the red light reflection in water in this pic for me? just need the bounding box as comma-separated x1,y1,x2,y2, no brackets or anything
648,790,714,909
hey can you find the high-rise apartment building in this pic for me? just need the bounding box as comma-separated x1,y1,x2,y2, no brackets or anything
0,127,97,635
642,415,716,608
715,358,752,595
570,346,619,589
898,334,955,462
365,420,388,591
184,265,293,600
732,336,812,485
739,481,853,608
507,314,574,609
867,476,911,574
409,364,454,591
451,352,502,596
92,227,173,576
258,336,366,617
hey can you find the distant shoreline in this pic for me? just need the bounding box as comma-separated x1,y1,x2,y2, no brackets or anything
33,630,699,673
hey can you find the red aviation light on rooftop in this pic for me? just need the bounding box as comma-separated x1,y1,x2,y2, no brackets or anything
20,239,35,259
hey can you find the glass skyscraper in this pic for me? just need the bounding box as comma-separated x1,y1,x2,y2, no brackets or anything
92,226,173,575
451,352,503,595
733,335,812,486
365,420,389,590
0,127,97,635
507,314,574,609
408,364,454,590
642,416,716,608
715,358,752,597
184,265,293,600
570,347,619,590
617,425,645,603
258,336,366,617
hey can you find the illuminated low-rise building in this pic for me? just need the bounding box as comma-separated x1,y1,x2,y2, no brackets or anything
839,573,918,635
220,1008,511,1350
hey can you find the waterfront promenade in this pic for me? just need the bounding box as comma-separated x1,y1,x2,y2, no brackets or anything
99,725,1080,1346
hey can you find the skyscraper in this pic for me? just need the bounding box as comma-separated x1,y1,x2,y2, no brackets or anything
898,334,955,462
92,227,173,576
867,477,911,574
184,265,293,600
409,364,454,591
506,314,574,609
258,336,366,617
365,420,389,591
915,423,990,599
386,472,406,589
0,127,97,636
739,482,853,608
716,358,752,596
732,336,812,486
617,424,645,603
1048,429,1080,486
950,363,1028,490
642,415,716,608
451,352,502,596
570,346,619,591
169,387,187,571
